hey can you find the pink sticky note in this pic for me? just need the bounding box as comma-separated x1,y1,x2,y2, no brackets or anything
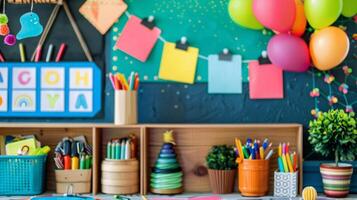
116,15,161,62
249,61,284,99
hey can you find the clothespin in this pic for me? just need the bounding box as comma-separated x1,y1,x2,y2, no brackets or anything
258,50,271,65
176,36,189,51
219,48,232,61
141,15,156,30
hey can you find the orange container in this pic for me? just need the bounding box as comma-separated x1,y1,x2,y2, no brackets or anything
238,159,269,197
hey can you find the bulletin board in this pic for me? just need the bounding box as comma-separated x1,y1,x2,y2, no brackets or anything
110,0,271,82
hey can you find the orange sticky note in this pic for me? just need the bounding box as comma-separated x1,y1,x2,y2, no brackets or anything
79,0,127,34
249,61,284,99
116,15,161,62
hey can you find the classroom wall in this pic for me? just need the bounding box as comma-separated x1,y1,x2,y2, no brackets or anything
0,1,356,160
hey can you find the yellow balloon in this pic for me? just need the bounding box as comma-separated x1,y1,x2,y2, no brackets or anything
310,27,350,71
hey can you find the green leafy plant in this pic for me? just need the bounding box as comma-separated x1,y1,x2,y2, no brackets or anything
308,109,357,167
206,145,237,170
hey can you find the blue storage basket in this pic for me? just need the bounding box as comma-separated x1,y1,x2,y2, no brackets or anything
0,155,47,195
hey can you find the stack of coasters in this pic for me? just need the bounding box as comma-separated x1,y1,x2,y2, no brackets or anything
150,131,183,194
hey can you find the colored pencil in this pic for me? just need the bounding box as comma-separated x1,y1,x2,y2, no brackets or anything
55,43,66,62
19,43,26,62
35,45,42,62
46,44,54,62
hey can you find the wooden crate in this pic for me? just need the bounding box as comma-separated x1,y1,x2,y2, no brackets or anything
143,124,303,195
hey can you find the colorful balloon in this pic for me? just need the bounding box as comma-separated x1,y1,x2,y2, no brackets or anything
305,0,342,29
253,0,296,33
291,0,306,36
342,0,357,17
267,33,310,72
310,27,350,71
228,0,263,30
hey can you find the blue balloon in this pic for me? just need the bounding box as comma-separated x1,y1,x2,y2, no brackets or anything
16,12,43,40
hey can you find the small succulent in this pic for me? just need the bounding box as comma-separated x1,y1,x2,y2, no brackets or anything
206,145,237,170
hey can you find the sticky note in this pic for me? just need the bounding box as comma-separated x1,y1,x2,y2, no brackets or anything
159,42,199,84
79,0,127,34
208,55,242,94
249,61,284,99
116,15,161,62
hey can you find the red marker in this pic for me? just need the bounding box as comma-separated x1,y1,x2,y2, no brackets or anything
55,43,67,62
64,155,71,170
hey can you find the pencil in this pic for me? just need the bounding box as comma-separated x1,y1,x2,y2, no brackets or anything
46,44,54,62
0,52,5,62
55,43,66,62
35,45,42,62
19,43,26,62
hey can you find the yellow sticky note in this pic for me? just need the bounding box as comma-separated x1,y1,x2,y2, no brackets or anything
159,42,199,84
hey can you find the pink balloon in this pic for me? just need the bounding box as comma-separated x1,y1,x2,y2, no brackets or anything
267,34,310,72
253,0,296,33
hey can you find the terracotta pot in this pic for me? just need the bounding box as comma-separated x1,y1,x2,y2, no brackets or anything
208,169,236,194
320,163,353,198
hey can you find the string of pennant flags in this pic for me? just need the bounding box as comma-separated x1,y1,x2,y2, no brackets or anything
111,8,356,115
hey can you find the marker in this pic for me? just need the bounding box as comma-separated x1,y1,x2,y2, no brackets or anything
120,139,126,159
111,141,116,159
262,138,269,150
125,139,131,160
19,43,26,62
64,155,71,170
80,155,85,169
55,43,66,62
242,146,249,159
107,142,112,159
115,142,120,159
46,44,54,62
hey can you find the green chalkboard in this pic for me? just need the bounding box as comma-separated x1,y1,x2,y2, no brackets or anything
110,0,271,82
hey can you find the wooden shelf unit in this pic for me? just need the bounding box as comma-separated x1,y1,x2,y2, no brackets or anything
0,123,303,196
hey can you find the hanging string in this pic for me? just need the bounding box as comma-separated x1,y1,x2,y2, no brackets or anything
2,0,6,14
30,0,34,12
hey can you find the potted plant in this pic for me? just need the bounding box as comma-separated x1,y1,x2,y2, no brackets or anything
206,145,237,194
308,109,356,198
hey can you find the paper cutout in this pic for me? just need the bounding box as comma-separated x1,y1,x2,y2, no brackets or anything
12,68,36,89
69,91,93,112
4,34,16,46
249,61,284,99
41,91,64,112
41,68,65,89
79,0,127,34
0,91,7,112
0,68,8,89
12,90,36,112
159,42,199,84
208,55,242,94
16,12,43,40
69,68,93,89
115,15,161,62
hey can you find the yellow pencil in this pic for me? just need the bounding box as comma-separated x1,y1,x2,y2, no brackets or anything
281,154,289,172
286,153,294,172
278,143,282,157
19,43,26,62
259,146,264,160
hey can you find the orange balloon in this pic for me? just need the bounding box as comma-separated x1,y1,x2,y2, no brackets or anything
291,0,306,37
310,27,350,71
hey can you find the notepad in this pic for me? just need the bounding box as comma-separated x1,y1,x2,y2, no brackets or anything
208,55,242,94
115,15,161,62
5,138,38,155
79,0,127,35
249,61,284,99
159,42,199,84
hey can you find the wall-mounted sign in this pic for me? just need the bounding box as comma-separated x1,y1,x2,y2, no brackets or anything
0,62,102,117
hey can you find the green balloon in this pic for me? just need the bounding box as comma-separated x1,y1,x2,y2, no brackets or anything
305,0,343,29
342,0,357,17
228,0,263,30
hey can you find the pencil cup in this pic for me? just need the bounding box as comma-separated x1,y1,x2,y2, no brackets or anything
101,159,139,194
114,90,137,125
274,171,298,197
238,159,270,197
55,169,92,194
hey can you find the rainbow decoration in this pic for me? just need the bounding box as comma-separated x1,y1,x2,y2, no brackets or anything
14,95,33,109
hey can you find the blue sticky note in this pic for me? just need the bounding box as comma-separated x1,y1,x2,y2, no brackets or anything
208,55,242,94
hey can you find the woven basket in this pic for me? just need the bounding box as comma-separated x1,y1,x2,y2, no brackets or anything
7,0,61,3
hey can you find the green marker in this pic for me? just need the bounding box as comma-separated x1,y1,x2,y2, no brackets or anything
120,139,126,160
242,147,249,159
115,143,120,159
111,142,116,159
85,155,90,169
80,155,85,169
107,142,112,159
